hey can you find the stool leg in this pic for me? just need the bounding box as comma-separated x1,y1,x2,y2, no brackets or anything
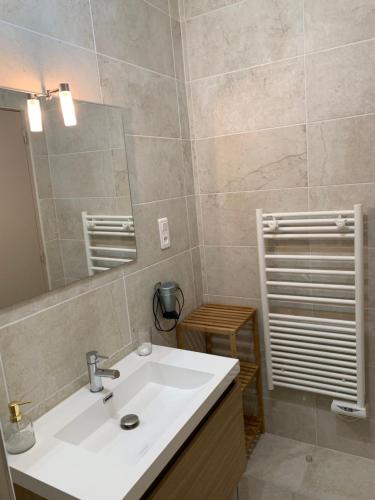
229,333,238,358
206,332,212,354
253,313,265,433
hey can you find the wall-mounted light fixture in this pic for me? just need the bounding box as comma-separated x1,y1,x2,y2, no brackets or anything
26,94,42,132
58,83,77,127
26,82,77,132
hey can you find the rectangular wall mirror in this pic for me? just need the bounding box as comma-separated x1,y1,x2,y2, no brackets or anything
0,87,136,310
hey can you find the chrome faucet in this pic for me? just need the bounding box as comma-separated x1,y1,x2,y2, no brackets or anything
86,351,120,393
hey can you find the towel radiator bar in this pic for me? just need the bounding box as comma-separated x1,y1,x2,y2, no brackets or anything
256,205,366,417
82,212,135,276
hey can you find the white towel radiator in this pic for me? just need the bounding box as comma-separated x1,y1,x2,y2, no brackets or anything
256,205,366,417
82,212,136,276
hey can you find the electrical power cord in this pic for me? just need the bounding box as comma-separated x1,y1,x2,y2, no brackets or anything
153,287,184,332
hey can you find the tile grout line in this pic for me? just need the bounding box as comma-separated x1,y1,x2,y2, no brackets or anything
122,275,134,344
192,110,375,142
0,18,177,84
188,54,303,84
185,31,375,84
96,51,176,81
0,248,194,332
88,0,104,105
302,0,310,212
0,276,124,331
0,18,96,53
167,0,197,287
125,248,192,280
143,0,170,16
183,0,245,22
181,0,209,297
0,352,10,403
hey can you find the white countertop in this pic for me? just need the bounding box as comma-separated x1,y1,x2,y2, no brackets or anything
8,346,239,500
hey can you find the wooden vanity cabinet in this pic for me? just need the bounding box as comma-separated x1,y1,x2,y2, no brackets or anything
144,381,246,500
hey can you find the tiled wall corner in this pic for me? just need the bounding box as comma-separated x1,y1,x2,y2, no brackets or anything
180,0,375,456
0,0,198,421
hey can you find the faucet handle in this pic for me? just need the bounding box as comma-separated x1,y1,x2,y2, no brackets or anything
86,351,108,364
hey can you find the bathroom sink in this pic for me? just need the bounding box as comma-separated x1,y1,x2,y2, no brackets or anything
8,346,239,500
55,362,213,459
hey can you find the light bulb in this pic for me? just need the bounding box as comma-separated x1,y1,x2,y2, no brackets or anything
59,83,77,127
26,96,42,132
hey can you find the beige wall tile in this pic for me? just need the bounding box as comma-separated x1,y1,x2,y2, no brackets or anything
183,0,241,19
316,396,375,459
205,245,259,297
147,0,170,14
45,240,64,287
50,151,117,198
44,100,122,155
60,240,88,281
201,188,308,246
0,279,131,411
92,0,174,76
40,198,58,242
168,0,181,20
191,57,305,138
133,197,190,268
55,198,117,240
191,247,203,305
197,125,307,193
171,19,185,81
177,80,190,140
186,195,199,248
99,55,180,137
126,137,185,203
308,115,375,186
305,0,375,53
0,21,101,102
306,40,375,122
0,0,94,49
32,156,52,199
182,141,195,195
125,251,196,344
265,397,317,444
186,0,303,80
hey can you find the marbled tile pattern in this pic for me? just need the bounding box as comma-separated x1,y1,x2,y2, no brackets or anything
186,0,303,79
181,0,375,460
306,40,375,122
304,0,375,52
243,433,375,499
0,0,94,48
183,0,242,19
196,125,307,193
191,57,305,138
91,0,174,76
0,0,199,424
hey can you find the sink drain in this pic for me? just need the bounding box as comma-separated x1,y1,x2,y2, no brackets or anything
120,414,140,430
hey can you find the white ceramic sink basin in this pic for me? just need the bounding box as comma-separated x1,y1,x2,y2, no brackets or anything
8,346,239,500
56,362,213,459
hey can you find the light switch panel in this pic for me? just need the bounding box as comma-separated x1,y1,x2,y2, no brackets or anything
158,217,170,249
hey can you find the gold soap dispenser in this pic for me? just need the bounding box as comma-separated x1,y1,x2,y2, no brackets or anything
4,401,36,454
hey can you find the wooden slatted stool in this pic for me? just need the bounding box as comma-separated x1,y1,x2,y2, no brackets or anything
176,303,264,454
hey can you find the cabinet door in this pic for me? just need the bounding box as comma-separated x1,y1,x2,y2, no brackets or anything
146,382,246,500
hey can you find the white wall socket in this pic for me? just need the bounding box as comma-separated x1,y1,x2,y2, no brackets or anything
158,217,170,249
